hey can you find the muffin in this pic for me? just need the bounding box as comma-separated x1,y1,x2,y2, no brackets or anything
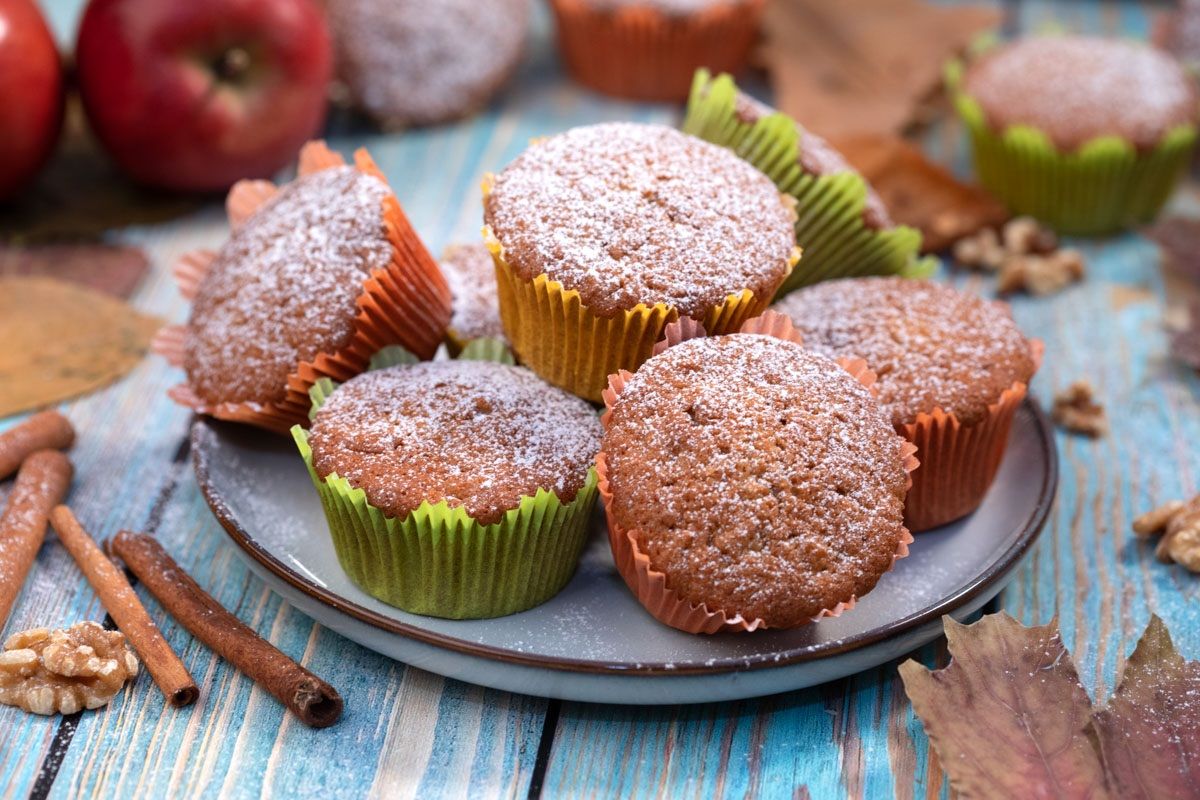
154,142,450,433
483,122,798,402
294,358,602,618
683,70,929,296
327,0,531,127
774,277,1041,531
949,35,1198,234
549,0,764,101
598,313,917,633
441,242,507,354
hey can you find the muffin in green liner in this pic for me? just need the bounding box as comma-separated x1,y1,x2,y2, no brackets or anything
947,36,1199,235
439,242,512,358
682,70,931,297
292,352,601,619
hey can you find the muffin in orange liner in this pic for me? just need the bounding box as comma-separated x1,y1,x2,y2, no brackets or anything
483,122,799,403
774,277,1043,532
597,312,919,635
153,141,451,434
899,338,1044,532
549,0,765,102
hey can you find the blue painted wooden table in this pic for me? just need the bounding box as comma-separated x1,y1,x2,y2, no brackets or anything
3,0,1199,797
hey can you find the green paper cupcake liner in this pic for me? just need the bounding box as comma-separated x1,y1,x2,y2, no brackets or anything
682,70,931,298
292,351,598,619
947,57,1198,235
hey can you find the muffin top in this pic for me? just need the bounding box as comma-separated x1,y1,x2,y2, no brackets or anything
962,36,1197,150
584,0,734,12
186,166,391,406
327,0,530,127
484,122,796,318
774,277,1036,427
602,334,910,627
442,243,505,342
308,360,602,525
733,92,893,230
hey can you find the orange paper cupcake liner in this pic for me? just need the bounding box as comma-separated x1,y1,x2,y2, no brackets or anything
597,312,918,634
156,141,451,434
548,0,765,102
901,339,1045,532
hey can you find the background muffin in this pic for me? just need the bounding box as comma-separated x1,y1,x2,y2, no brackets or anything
549,0,764,101
296,358,602,618
327,0,531,127
775,277,1040,530
951,35,1198,234
483,121,797,401
441,242,507,353
600,328,913,631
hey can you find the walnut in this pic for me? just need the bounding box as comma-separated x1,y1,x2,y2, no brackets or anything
0,622,138,715
1131,497,1200,573
952,227,1006,271
1001,216,1058,255
1051,380,1107,437
997,249,1086,296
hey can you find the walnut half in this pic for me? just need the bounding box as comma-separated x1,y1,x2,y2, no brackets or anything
0,622,138,715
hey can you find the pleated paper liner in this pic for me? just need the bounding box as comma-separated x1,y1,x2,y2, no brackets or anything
153,141,451,434
682,70,932,298
291,353,598,619
597,312,919,634
548,0,764,102
444,327,513,362
901,338,1044,532
946,56,1198,235
482,216,796,403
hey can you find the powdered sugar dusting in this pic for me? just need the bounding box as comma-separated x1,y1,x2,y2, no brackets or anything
442,243,506,342
308,361,601,524
485,122,796,318
603,334,909,627
328,0,530,127
185,166,392,406
774,277,1036,427
965,36,1198,149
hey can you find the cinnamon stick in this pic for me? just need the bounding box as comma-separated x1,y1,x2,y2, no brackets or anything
48,506,198,707
0,451,73,627
110,531,343,728
0,411,75,480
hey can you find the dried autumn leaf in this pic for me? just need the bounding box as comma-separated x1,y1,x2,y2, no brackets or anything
1145,217,1200,285
898,613,1110,799
760,0,1001,140
1090,616,1200,799
0,243,149,299
0,277,162,416
835,135,1008,251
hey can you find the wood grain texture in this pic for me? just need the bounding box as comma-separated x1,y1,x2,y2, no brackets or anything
2,1,1198,798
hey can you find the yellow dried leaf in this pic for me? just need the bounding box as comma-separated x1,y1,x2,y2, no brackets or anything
0,277,162,416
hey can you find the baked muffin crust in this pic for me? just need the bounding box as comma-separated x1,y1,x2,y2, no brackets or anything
602,334,910,627
308,361,602,525
442,243,506,342
963,36,1197,150
774,277,1036,427
185,166,391,406
485,122,796,318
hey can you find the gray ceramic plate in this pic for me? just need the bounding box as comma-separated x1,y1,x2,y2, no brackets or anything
192,400,1056,705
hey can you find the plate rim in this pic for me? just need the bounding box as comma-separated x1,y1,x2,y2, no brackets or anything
191,399,1058,677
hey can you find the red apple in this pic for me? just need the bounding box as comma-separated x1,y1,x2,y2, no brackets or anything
0,0,64,201
75,0,332,192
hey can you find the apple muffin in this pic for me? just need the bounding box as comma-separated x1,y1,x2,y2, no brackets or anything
774,277,1041,530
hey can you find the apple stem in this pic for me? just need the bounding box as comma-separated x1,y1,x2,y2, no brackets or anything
214,47,252,83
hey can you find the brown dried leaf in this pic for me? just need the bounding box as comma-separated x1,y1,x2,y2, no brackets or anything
0,277,162,416
1145,217,1200,285
760,0,1002,140
899,613,1111,799
835,136,1008,251
0,243,149,299
1090,616,1200,799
